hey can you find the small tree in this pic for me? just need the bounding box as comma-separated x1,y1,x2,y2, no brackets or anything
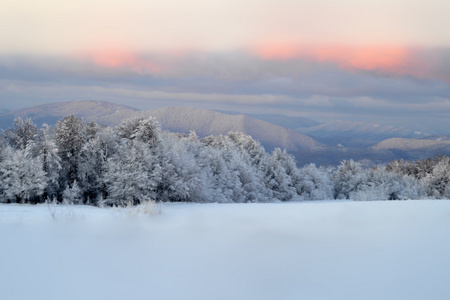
62,181,82,204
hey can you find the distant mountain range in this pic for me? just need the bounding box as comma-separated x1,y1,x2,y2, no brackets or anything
371,137,450,151
217,110,321,129
218,111,427,148
0,100,322,152
299,120,426,147
1,100,449,166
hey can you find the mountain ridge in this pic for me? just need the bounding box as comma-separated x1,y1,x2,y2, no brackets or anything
371,138,450,151
0,100,323,152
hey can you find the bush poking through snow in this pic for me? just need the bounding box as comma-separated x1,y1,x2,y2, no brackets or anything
62,181,82,205
46,198,78,219
118,200,162,216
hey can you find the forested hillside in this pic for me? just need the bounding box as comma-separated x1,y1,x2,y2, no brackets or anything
1,116,449,205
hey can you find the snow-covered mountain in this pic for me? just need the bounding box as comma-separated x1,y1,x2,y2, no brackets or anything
371,137,450,151
298,120,427,148
143,106,323,151
0,100,323,152
0,100,139,131
217,111,321,130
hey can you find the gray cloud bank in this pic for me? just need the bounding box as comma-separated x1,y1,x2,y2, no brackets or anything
1,51,449,134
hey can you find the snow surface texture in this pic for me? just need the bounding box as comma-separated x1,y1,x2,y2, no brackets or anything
1,201,450,300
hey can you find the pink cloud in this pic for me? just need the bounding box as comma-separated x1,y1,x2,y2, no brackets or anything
74,45,449,83
84,49,166,74
250,44,447,81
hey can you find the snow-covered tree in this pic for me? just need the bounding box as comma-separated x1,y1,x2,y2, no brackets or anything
62,180,82,204
54,115,85,191
156,134,201,202
200,133,273,202
132,117,161,146
78,135,103,203
117,117,161,147
116,117,141,140
333,160,365,199
104,141,161,206
227,132,267,167
230,150,271,202
334,163,425,201
263,149,297,201
3,117,39,150
0,145,47,203
297,164,333,200
30,124,61,200
424,156,450,198
386,155,449,198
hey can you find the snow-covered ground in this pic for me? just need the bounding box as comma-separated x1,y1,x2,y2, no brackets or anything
1,200,450,300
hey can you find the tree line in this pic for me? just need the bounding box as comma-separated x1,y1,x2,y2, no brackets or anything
0,115,448,206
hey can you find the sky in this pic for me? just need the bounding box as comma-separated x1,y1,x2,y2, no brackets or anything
1,0,450,133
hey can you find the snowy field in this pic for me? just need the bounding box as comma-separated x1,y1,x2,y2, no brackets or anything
1,200,450,300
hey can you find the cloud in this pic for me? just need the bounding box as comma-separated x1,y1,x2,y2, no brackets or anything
1,49,450,133
251,44,450,82
69,46,450,90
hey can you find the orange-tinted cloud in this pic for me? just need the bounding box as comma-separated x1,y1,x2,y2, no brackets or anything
251,44,435,79
77,45,449,83
86,49,165,74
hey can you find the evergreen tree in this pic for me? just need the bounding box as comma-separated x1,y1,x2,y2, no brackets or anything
62,180,82,204
30,124,61,200
54,115,85,193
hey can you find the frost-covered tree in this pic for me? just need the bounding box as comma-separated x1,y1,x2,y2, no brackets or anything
230,150,270,202
156,134,201,202
333,160,364,199
263,149,297,201
132,117,161,146
423,156,450,198
348,168,424,201
333,162,425,201
3,117,39,150
200,133,272,202
29,124,61,200
76,122,114,204
297,164,333,200
78,136,102,203
104,141,161,206
62,180,82,204
55,115,85,191
195,144,235,203
386,155,450,198
116,117,141,140
0,145,47,203
227,132,267,167
117,117,161,147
